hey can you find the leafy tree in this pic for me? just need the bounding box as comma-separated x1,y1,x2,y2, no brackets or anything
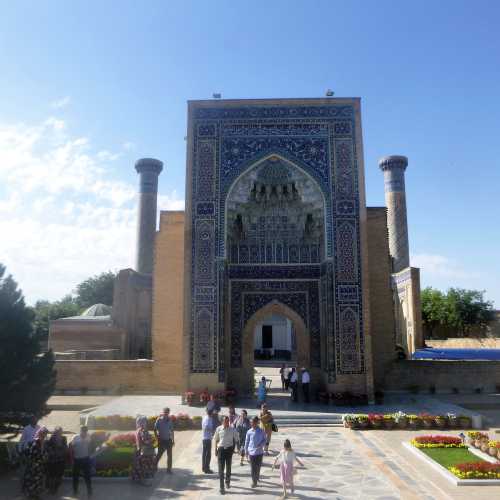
0,264,56,436
75,271,116,308
446,288,495,337
421,286,496,338
421,287,448,337
32,295,82,341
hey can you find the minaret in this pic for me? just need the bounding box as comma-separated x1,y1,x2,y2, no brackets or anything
379,155,410,273
135,158,163,274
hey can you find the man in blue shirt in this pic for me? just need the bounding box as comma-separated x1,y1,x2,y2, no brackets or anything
201,409,218,473
154,407,175,473
244,416,267,488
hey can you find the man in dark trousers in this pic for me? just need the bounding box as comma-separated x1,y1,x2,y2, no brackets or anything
201,409,217,473
244,416,267,488
154,407,175,473
290,367,298,402
69,426,92,497
214,415,239,495
301,367,311,403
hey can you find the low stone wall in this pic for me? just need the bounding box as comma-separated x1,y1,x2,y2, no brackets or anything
54,360,154,394
384,360,500,393
427,338,500,349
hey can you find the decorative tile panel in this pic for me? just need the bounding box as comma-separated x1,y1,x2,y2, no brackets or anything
188,101,365,377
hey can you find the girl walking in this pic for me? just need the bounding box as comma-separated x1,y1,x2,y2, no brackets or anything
272,439,304,498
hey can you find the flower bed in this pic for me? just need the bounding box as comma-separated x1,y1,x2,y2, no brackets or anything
449,462,500,479
89,413,202,431
411,435,466,448
343,412,473,430
407,432,500,483
185,388,236,406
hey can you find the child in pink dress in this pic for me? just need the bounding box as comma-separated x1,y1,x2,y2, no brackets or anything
272,439,304,498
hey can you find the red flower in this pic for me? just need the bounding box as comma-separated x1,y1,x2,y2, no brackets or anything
414,435,462,445
454,462,500,473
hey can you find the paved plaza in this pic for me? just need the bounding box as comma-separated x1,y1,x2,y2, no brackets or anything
3,425,500,499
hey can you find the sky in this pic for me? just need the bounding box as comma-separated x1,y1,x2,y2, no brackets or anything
0,0,499,307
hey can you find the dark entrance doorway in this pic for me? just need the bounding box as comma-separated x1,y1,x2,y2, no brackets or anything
262,325,273,349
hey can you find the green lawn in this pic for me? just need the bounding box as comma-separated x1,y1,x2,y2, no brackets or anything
421,447,483,469
95,446,135,470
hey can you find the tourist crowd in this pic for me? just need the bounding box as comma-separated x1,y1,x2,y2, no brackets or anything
16,365,312,498
17,400,305,499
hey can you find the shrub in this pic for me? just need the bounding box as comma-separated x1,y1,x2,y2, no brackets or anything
411,435,465,448
449,462,500,479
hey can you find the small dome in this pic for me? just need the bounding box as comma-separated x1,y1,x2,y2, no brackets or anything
81,304,112,317
256,157,292,185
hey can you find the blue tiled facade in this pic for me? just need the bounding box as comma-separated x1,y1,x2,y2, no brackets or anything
188,101,365,384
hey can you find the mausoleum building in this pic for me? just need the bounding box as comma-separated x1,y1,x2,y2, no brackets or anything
52,98,423,399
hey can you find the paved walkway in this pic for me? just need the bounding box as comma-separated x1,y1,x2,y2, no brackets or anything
150,427,401,499
3,426,500,499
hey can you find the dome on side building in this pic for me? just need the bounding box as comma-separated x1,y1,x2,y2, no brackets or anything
81,304,112,317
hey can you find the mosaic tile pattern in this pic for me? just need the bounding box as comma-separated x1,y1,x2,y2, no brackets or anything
188,102,365,378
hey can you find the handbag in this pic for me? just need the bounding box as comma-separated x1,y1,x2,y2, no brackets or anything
271,422,278,432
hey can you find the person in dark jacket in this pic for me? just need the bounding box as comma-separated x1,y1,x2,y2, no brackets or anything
45,426,68,494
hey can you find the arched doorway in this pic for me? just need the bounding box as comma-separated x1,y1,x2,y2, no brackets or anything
232,301,309,396
254,313,296,362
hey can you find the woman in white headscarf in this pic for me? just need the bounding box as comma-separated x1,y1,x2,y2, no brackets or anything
131,416,156,485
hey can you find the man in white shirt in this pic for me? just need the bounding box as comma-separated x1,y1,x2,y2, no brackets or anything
301,367,311,403
70,426,92,497
214,415,239,495
19,416,40,452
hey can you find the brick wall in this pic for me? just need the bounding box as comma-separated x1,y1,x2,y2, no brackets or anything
151,211,186,392
54,360,154,393
427,338,500,349
384,360,500,392
366,207,396,388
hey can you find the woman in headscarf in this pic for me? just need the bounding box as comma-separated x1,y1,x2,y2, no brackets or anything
259,404,275,455
45,426,68,494
131,416,156,485
22,426,49,499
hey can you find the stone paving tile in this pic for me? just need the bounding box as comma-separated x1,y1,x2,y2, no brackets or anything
148,427,402,499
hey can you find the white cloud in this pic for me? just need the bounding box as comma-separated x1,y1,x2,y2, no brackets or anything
0,116,184,304
50,96,71,109
122,141,136,151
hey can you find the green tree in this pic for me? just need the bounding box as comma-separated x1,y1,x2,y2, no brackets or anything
0,264,56,436
75,271,116,308
446,288,495,337
421,287,448,338
32,296,81,342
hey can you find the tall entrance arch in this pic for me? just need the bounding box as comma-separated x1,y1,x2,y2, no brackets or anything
185,99,370,399
229,301,310,395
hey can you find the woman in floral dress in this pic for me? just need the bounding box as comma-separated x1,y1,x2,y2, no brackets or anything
131,416,156,485
22,426,49,499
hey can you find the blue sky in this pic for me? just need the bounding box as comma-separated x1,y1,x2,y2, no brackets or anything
0,0,499,306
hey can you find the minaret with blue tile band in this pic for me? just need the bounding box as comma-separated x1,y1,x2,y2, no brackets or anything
379,155,409,273
135,157,163,274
